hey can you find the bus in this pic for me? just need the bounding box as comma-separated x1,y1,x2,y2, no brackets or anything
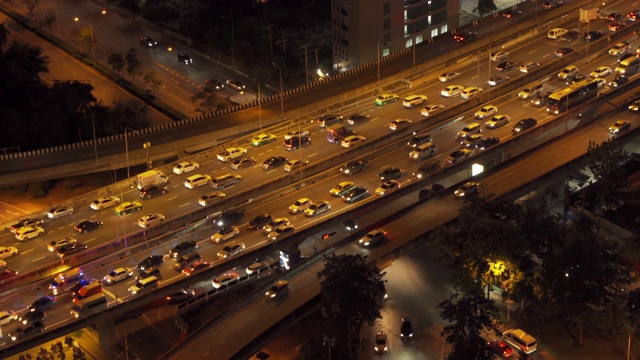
546,78,599,114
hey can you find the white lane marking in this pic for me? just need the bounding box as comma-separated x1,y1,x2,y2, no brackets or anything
32,256,45,262
308,153,318,157
22,248,34,255
166,196,178,201
85,237,97,244
179,203,191,208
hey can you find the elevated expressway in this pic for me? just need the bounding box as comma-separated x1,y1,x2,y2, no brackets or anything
0,0,604,186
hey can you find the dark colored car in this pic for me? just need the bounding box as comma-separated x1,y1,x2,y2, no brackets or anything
283,136,311,151
453,31,478,43
68,279,92,298
558,30,579,42
56,243,87,258
607,12,624,21
502,10,522,18
407,134,433,148
74,220,103,233
317,114,343,127
342,187,368,203
400,317,413,340
0,268,18,281
19,310,45,326
213,210,245,228
609,76,628,87
137,255,165,273
488,340,514,357
139,185,168,199
248,214,273,230
542,0,563,10
512,118,538,133
347,114,370,125
566,74,588,85
377,167,403,181
475,137,500,150
419,184,445,200
28,296,56,312
583,31,603,42
170,241,198,259
341,159,368,176
139,36,157,48
177,53,192,65
495,61,517,72
166,288,196,305
531,92,552,107
9,218,43,233
8,322,45,341
555,47,575,57
205,79,224,90
619,53,635,63
262,156,287,170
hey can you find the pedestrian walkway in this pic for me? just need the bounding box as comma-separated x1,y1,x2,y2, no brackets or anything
5,328,113,360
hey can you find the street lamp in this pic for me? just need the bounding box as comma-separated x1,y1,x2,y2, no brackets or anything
88,105,97,161
74,10,106,64
272,62,284,115
143,141,151,170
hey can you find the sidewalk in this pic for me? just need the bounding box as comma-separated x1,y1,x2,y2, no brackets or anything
6,327,114,360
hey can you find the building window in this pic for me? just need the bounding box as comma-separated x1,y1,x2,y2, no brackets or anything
382,47,390,57
383,2,390,16
383,32,391,46
431,28,438,38
440,24,448,34
384,18,390,30
428,15,431,25
405,38,413,48
416,34,423,44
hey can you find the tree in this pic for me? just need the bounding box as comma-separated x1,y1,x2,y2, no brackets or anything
190,87,225,114
124,48,141,82
141,0,172,29
0,22,9,48
585,139,630,211
317,254,386,326
143,71,163,98
37,9,56,35
20,0,39,21
297,335,348,360
476,0,497,17
4,41,50,77
438,287,498,360
76,27,96,57
107,53,125,76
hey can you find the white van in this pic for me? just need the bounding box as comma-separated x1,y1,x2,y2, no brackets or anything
409,142,438,160
70,293,107,318
547,28,568,39
615,57,640,76
503,329,538,354
518,82,544,99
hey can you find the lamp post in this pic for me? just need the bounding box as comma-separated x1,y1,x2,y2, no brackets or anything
143,141,151,170
74,10,105,63
272,62,284,115
88,105,97,161
123,127,136,179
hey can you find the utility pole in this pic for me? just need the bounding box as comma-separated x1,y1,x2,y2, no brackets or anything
304,43,309,83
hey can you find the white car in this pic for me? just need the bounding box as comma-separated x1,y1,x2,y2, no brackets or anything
519,61,540,73
211,226,240,243
420,104,445,116
489,51,510,62
184,174,212,189
15,226,44,241
304,201,331,217
402,95,427,108
173,161,200,175
389,119,412,131
0,311,18,326
609,42,630,56
0,246,18,260
341,135,367,148
217,147,247,162
474,105,498,119
375,180,400,196
198,191,226,206
90,196,121,210
284,159,308,172
289,198,313,214
102,267,133,285
461,87,483,99
438,71,461,82
284,129,310,140
217,240,245,259
47,206,73,219
212,272,239,288
488,75,509,87
226,79,245,92
485,114,510,129
590,66,611,78
441,84,464,97
138,213,165,228
48,237,77,252
268,224,295,240
263,218,290,233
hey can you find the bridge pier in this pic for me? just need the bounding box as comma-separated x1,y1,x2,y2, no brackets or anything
96,314,117,353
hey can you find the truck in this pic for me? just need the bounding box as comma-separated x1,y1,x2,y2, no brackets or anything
326,125,354,144
136,170,168,190
579,8,599,23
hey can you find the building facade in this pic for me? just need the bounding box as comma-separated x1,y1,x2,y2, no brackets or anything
331,0,460,72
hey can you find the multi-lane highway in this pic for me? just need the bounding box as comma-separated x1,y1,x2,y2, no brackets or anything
2,0,639,352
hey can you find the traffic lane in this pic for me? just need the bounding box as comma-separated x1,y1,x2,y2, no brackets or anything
0,13,172,128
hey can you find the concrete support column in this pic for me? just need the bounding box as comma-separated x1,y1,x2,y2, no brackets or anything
96,315,117,350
